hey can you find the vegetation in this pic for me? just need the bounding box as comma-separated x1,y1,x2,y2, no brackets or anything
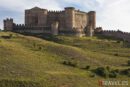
0,32,130,87
128,60,130,66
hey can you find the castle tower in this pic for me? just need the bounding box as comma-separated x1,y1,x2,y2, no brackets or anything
3,18,13,31
88,11,96,30
65,7,75,30
25,7,48,26
87,11,96,36
87,25,94,37
51,21,59,35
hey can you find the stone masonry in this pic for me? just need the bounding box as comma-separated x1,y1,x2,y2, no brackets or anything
3,7,96,37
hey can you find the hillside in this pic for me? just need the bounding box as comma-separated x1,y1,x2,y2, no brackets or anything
0,32,130,87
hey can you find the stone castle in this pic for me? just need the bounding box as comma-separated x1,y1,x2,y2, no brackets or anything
4,7,96,37
3,7,130,42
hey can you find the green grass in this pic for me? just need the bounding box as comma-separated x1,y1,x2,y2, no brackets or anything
0,32,130,87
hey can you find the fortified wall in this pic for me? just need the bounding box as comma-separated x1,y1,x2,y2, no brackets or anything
4,7,96,37
95,27,130,42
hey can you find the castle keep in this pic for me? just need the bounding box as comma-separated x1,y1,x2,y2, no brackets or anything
4,7,96,36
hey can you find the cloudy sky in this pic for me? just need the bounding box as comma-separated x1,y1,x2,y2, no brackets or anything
0,0,130,32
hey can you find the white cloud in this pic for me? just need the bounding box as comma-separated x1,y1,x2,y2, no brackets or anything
96,0,130,32
0,0,130,32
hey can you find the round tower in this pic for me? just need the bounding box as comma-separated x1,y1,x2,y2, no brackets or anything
65,7,75,30
51,21,59,35
88,11,96,30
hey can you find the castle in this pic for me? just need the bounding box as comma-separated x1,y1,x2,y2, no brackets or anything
3,7,96,37
3,7,130,42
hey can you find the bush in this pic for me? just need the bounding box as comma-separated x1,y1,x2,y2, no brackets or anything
94,67,109,78
114,53,118,56
120,68,130,76
1,35,13,39
127,60,130,66
62,61,77,67
85,65,90,70
89,73,95,78
33,43,36,48
114,69,119,73
106,66,110,72
109,71,118,78
117,40,122,43
63,61,67,65
38,46,42,50
9,34,13,38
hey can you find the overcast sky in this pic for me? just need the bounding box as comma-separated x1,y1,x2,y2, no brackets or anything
0,0,130,32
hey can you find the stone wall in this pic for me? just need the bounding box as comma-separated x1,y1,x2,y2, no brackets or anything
4,7,96,37
102,30,130,42
74,10,88,29
13,24,51,34
47,11,65,30
25,7,48,26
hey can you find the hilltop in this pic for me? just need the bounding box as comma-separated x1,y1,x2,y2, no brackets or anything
0,32,130,87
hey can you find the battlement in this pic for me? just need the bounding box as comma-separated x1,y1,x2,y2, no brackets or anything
4,18,13,22
65,7,75,10
3,7,96,37
48,10,63,13
102,30,130,34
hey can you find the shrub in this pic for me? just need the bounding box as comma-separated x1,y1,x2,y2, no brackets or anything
120,68,130,76
62,61,67,65
9,34,13,38
85,65,90,70
114,69,120,73
114,53,118,56
90,73,95,78
69,61,77,67
94,67,109,78
127,60,130,66
109,71,118,78
38,46,42,50
106,66,110,72
117,40,122,43
1,35,12,39
62,61,77,67
33,43,36,48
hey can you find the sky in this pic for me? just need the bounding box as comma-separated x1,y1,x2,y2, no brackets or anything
0,0,130,32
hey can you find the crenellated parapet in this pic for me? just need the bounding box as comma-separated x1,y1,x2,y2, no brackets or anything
100,29,130,42
48,10,64,17
48,10,63,13
3,7,97,37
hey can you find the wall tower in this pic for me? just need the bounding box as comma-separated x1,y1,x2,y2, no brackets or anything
25,7,48,26
65,7,75,30
3,18,13,31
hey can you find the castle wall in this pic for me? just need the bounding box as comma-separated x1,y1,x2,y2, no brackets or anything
74,11,88,29
4,7,96,37
102,30,130,42
13,24,51,34
47,11,65,30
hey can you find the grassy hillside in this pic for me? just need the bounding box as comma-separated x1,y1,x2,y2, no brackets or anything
0,32,130,87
